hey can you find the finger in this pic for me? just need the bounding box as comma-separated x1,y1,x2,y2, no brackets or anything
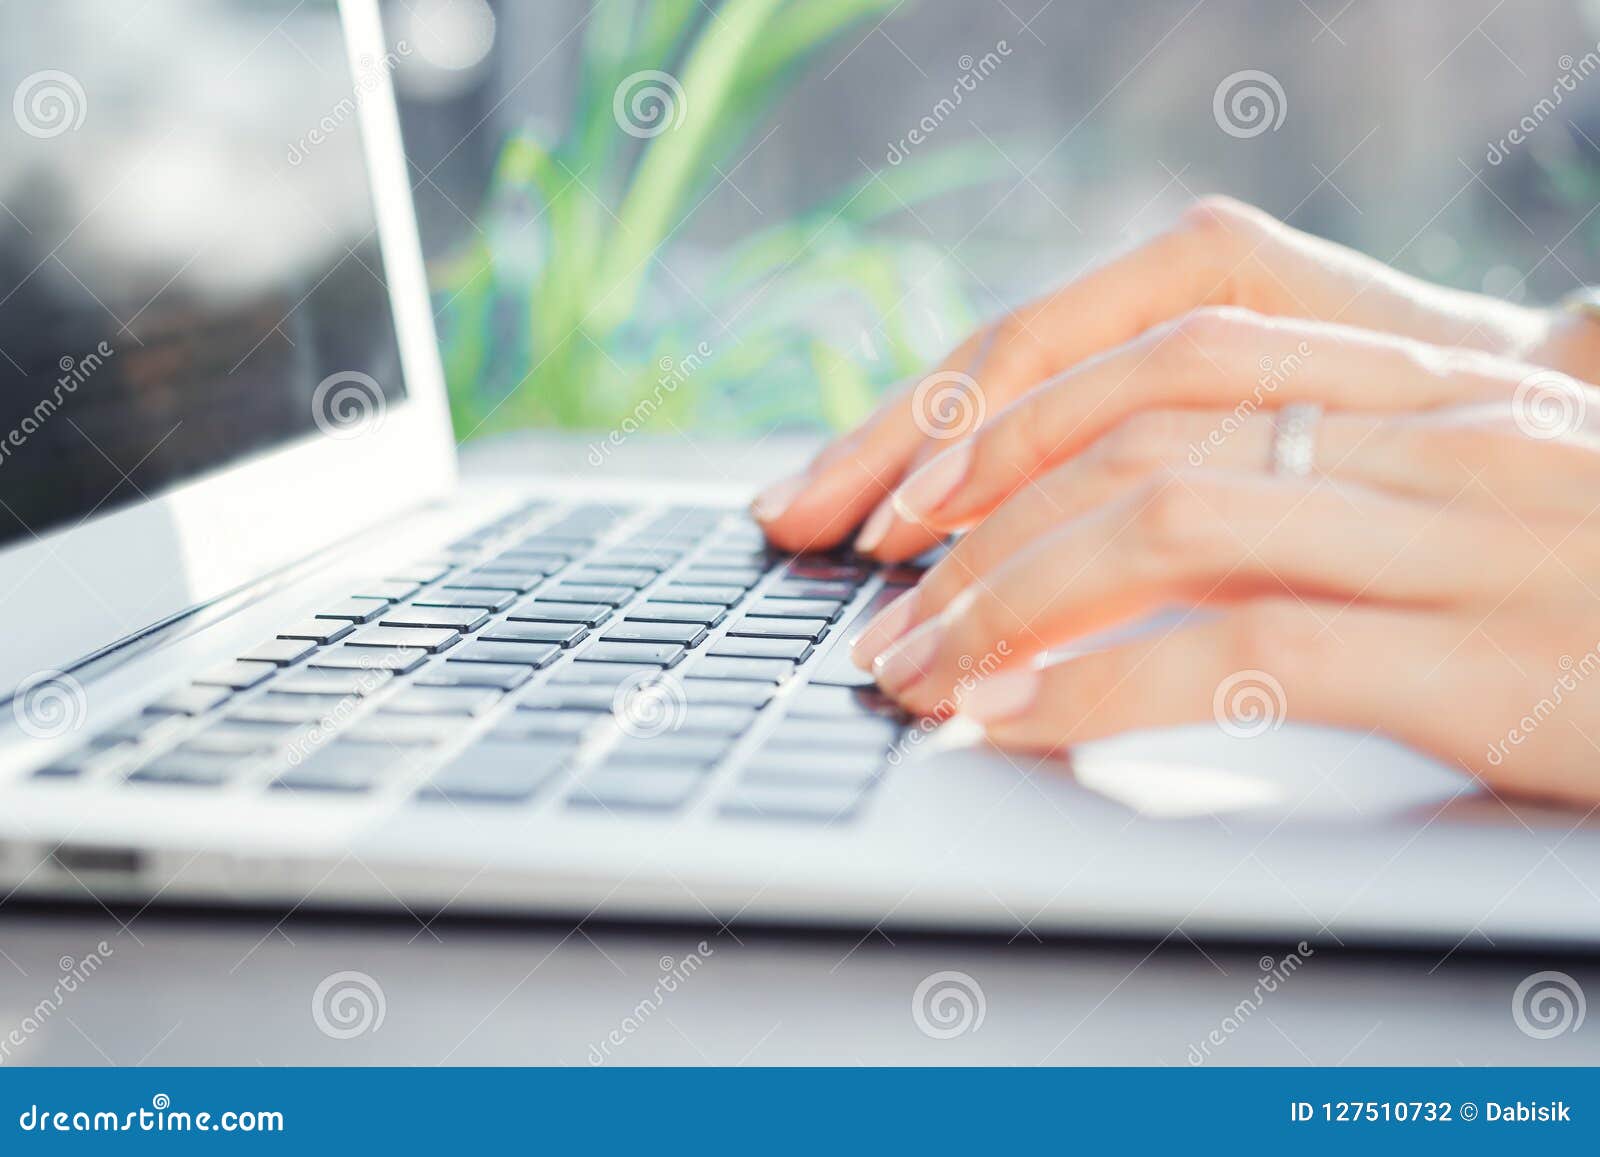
757,196,1313,555
868,472,1512,715
956,599,1477,763
886,310,1533,536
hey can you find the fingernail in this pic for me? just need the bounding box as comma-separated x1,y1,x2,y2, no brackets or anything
853,501,897,554
872,616,942,694
962,668,1040,724
751,473,806,523
892,440,974,524
850,588,917,669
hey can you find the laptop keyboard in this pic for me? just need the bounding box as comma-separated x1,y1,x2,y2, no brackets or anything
30,502,923,825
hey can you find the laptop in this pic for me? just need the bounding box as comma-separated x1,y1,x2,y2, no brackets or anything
2,0,1596,949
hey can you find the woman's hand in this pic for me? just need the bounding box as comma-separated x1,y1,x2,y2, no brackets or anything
752,196,1599,561
842,308,1600,806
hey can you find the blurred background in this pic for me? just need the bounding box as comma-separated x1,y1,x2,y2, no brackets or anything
381,0,1600,441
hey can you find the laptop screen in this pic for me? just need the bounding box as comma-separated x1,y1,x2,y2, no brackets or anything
0,0,407,550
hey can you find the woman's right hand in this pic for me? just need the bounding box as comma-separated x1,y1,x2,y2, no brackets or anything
752,196,1585,561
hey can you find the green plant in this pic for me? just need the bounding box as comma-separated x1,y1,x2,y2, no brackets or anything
433,0,998,439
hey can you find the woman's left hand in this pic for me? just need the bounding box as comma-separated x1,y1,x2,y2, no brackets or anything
847,308,1600,807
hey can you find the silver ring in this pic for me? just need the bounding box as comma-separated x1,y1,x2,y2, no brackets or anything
1271,403,1322,477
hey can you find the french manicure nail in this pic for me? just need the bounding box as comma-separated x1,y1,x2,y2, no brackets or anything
751,473,807,523
853,501,897,554
850,588,917,669
961,668,1040,724
872,616,943,694
892,440,974,524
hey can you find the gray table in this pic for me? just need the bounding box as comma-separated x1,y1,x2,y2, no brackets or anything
2,435,1596,1066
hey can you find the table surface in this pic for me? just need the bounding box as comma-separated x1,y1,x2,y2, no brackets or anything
2,434,1596,1067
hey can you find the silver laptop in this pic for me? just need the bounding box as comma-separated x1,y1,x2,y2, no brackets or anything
3,0,1596,948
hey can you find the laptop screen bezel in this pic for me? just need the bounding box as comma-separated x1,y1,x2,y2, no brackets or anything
0,0,458,699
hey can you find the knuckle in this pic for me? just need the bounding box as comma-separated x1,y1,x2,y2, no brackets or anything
1228,599,1326,684
1129,476,1221,566
945,586,1024,656
1170,304,1258,350
1092,411,1190,477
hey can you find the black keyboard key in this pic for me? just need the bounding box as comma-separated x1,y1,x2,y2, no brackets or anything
783,560,870,583
146,684,231,716
415,587,516,612
582,641,685,667
601,621,707,647
568,767,705,812
652,584,743,606
539,584,636,606
768,580,857,601
273,743,409,793
238,638,316,666
452,641,562,668
277,618,355,645
315,597,389,623
608,733,736,767
194,660,277,691
273,668,392,696
346,625,460,653
690,656,793,683
517,684,621,712
681,679,774,708
565,566,657,588
785,684,904,720
489,550,570,573
480,621,587,647
727,615,829,642
309,647,430,674
626,602,727,626
591,548,680,568
548,662,663,686
769,717,900,749
495,709,605,739
344,714,470,746
416,661,534,691
421,742,569,803
672,704,760,733
128,751,242,787
385,562,450,584
383,686,503,717
741,749,884,788
720,780,868,822
746,598,843,622
231,692,354,723
351,580,422,602
708,636,813,662
33,743,138,779
183,722,297,755
677,567,763,588
507,600,612,627
698,549,778,569
379,605,490,632
447,569,545,593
